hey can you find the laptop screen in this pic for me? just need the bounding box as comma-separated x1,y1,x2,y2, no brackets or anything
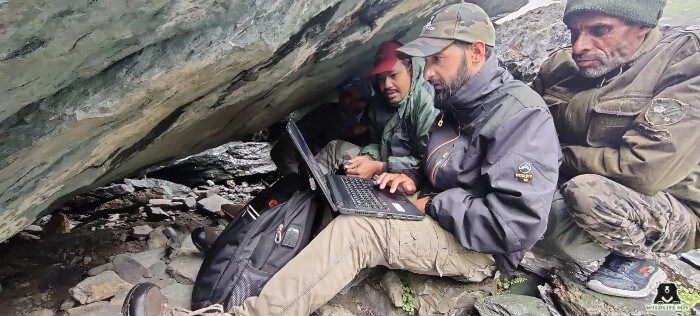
286,120,337,212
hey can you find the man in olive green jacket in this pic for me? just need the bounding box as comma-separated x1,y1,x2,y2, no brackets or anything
533,0,699,298
317,41,437,178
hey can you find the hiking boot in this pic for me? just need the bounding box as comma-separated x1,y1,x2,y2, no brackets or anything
122,283,232,316
191,226,220,253
586,254,667,298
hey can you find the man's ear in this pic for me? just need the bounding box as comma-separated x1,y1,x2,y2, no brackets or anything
471,41,486,63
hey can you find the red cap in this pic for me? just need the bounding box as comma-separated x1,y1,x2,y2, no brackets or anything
372,41,403,75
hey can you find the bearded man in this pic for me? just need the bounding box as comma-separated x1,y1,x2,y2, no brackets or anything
533,0,700,298
120,3,560,316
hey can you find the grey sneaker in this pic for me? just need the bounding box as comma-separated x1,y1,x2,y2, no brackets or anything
586,254,667,298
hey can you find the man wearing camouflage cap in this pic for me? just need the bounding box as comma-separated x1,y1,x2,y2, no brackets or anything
378,2,560,276
533,0,700,298
119,4,559,316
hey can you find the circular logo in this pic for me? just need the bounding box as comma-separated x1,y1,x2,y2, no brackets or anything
518,162,532,174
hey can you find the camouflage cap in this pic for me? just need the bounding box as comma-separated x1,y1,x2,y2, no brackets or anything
398,3,495,57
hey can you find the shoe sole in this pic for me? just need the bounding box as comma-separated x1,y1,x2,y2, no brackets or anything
586,269,667,298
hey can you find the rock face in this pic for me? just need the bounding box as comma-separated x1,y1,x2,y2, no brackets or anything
147,142,276,187
0,0,532,242
495,3,569,82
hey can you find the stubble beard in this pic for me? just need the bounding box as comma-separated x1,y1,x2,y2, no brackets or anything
574,52,628,78
434,58,471,106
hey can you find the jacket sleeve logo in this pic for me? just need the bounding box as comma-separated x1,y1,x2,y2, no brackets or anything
644,98,689,126
515,162,533,183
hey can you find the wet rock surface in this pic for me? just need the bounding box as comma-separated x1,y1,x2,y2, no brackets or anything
475,294,550,316
2,3,699,316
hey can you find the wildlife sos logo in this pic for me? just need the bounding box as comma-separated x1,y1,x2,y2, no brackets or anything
646,283,690,312
423,14,436,31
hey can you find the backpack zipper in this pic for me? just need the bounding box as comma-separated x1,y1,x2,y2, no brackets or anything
274,224,284,244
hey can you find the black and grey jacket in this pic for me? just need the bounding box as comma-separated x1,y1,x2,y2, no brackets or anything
404,56,561,272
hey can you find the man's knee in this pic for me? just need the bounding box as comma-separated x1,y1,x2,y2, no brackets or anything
561,174,632,231
561,174,612,215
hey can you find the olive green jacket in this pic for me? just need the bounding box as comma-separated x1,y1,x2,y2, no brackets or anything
532,27,700,249
360,57,437,173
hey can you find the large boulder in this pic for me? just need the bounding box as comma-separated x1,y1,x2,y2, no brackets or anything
495,2,569,82
0,0,530,242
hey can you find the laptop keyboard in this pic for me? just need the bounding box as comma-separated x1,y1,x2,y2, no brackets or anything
341,177,390,210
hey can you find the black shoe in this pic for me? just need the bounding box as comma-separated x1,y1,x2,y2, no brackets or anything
122,283,169,316
586,254,667,298
191,226,220,253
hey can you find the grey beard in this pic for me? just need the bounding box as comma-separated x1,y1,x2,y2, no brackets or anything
577,54,628,78
435,60,471,106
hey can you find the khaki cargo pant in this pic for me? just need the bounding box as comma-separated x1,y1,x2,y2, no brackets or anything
231,215,496,316
537,174,694,263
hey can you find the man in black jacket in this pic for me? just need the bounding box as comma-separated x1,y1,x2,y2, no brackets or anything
378,2,561,273
120,4,560,316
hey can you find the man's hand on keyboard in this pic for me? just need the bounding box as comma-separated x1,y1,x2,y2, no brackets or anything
374,173,416,194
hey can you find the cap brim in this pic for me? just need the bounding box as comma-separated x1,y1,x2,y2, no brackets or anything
371,59,398,75
396,37,453,57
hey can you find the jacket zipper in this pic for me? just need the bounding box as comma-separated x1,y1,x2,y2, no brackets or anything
426,111,461,183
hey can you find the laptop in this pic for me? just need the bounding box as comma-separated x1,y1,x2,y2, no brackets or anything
286,120,424,220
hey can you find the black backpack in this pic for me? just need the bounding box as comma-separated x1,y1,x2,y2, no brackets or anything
191,174,320,310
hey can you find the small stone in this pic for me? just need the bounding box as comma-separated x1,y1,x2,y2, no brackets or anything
193,187,219,198
147,226,170,250
27,309,55,316
197,194,234,215
25,225,43,233
83,305,123,316
148,199,184,209
112,254,150,284
206,180,215,186
88,262,114,276
127,248,167,269
70,271,131,304
108,286,131,306
163,227,178,238
146,206,172,221
154,277,177,289
169,235,200,259
148,261,169,280
161,283,194,309
83,257,92,265
183,197,197,209
380,271,404,307
225,180,236,188
167,255,203,285
60,298,77,311
132,225,153,237
66,301,109,315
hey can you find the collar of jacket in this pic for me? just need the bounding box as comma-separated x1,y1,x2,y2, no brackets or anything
628,27,661,66
437,55,508,114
